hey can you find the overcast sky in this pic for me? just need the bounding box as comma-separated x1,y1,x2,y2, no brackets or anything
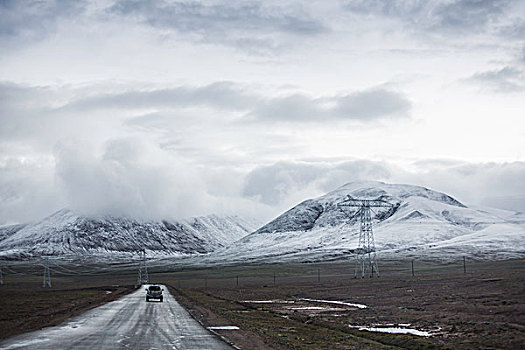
1,0,525,225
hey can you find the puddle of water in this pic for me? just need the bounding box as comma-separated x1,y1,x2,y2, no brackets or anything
242,300,295,304
350,325,431,337
300,298,368,309
207,326,240,330
290,306,345,311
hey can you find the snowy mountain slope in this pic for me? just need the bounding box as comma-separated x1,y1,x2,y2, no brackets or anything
207,181,525,263
0,209,258,258
0,223,26,243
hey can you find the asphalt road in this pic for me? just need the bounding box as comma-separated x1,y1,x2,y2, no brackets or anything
0,285,234,350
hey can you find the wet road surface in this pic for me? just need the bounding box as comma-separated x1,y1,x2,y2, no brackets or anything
0,285,234,349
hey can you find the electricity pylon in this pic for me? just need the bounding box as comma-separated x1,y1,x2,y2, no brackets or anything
137,250,148,285
338,197,394,278
42,259,52,288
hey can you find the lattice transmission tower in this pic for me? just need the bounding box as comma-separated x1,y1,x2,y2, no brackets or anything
338,197,394,278
42,258,52,288
137,250,148,285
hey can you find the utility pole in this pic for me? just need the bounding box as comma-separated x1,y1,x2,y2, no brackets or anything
137,261,142,286
137,250,148,286
42,258,51,288
143,252,149,283
338,197,395,278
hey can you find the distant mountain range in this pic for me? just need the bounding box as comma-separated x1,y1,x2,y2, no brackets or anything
204,181,525,263
1,181,524,262
0,209,258,259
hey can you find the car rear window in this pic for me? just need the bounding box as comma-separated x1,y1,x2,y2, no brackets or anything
149,286,161,291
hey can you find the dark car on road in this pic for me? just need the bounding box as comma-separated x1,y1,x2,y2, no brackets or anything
146,285,163,302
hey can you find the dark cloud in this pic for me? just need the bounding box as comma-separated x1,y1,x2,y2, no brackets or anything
397,160,525,212
0,0,327,55
52,138,277,222
242,160,392,206
0,81,256,145
123,113,170,131
0,136,276,225
344,0,511,36
242,159,525,213
0,0,86,48
0,80,412,195
242,162,326,205
108,0,327,53
113,0,324,35
53,138,211,219
427,0,509,33
250,94,323,122
467,66,525,92
26,82,409,123
498,18,525,39
62,82,259,112
250,88,411,122
334,89,411,119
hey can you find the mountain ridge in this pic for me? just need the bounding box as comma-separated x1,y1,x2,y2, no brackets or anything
0,209,259,259
1,181,524,263
207,181,525,263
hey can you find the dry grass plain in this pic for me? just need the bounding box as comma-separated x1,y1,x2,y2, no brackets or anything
161,259,525,349
0,258,523,349
0,266,135,340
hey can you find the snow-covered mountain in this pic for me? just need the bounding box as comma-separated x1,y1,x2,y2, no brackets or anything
0,209,258,259
2,182,523,263
207,181,525,263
